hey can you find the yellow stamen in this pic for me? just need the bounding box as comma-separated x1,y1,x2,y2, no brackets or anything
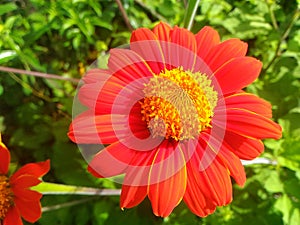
140,67,217,141
0,175,14,220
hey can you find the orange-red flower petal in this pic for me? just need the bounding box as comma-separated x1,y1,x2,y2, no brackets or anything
3,206,23,225
204,39,248,72
195,26,220,59
224,108,282,139
10,160,50,183
213,57,262,94
0,142,10,174
224,93,272,118
120,185,147,208
14,198,42,223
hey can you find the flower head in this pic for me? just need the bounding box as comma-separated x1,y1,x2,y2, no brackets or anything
0,134,50,225
69,22,282,217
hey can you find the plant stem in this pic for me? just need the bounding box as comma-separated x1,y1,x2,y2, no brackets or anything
0,66,80,83
183,0,201,30
264,0,279,30
115,0,134,31
262,9,300,75
42,197,97,212
32,182,121,196
134,0,167,22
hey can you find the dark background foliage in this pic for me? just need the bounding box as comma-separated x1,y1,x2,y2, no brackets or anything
0,0,299,224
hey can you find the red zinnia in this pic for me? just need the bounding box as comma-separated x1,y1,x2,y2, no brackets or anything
0,135,50,225
69,22,282,217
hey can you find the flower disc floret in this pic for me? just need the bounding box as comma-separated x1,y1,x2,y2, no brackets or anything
140,67,217,141
0,175,14,220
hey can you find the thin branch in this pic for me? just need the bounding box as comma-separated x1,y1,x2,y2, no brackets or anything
42,197,97,212
262,9,300,75
8,73,53,102
0,66,80,83
115,0,134,31
264,0,279,30
134,0,167,22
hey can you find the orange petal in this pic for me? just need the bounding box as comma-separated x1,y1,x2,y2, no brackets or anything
195,26,220,59
204,39,248,72
12,187,42,201
169,26,197,70
183,163,216,217
3,206,23,225
224,93,272,118
0,142,10,175
82,68,111,84
200,131,246,187
148,142,187,217
108,48,153,81
10,175,41,189
10,160,50,183
120,185,147,208
224,109,282,139
192,138,233,206
213,57,262,94
87,141,134,178
14,198,41,223
224,130,265,160
130,27,166,74
152,22,172,41
130,27,157,43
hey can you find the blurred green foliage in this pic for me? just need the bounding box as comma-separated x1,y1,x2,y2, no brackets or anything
0,0,300,224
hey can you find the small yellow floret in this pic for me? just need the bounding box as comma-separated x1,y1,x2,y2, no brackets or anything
140,67,217,141
0,175,14,220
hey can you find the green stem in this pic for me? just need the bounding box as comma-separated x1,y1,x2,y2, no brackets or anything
262,9,300,75
264,0,279,30
183,0,201,30
32,182,121,196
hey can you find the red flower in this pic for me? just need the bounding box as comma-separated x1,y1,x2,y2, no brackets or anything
68,22,282,217
0,135,50,225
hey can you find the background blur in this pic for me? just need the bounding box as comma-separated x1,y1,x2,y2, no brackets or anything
0,0,299,224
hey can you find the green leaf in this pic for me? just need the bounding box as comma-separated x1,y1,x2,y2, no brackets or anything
0,3,17,16
183,0,201,30
0,50,17,64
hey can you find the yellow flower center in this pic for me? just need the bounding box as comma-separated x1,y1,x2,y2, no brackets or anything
140,67,218,141
0,175,14,220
